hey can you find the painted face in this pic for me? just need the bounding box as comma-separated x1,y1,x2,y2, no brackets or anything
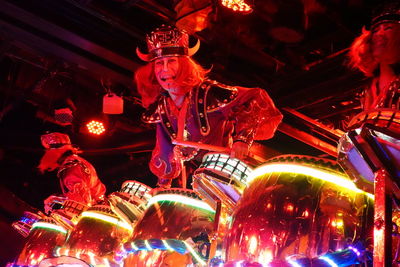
371,22,400,63
154,56,186,96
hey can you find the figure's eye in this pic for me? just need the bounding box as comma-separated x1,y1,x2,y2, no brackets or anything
168,58,177,64
383,25,393,31
155,60,163,66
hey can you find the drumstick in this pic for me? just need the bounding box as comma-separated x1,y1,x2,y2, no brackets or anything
172,139,229,153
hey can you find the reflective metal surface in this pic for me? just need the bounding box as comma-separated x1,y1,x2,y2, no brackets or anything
109,180,152,225
50,199,88,230
15,217,67,266
223,155,373,265
193,153,252,213
125,188,215,266
12,211,43,237
133,188,215,240
58,204,132,265
338,108,400,194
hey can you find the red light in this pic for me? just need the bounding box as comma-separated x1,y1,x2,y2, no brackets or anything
302,210,309,218
86,120,106,135
221,0,252,14
285,203,294,213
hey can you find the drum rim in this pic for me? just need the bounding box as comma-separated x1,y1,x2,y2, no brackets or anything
265,154,344,174
153,188,202,200
121,180,153,192
196,152,252,184
348,108,400,130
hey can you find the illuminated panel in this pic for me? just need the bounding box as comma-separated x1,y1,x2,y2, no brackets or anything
348,245,361,257
248,163,374,199
86,120,106,135
144,240,152,250
319,256,339,267
80,211,133,231
162,240,174,251
221,0,252,13
147,194,215,213
31,221,67,234
183,240,207,266
122,238,207,266
286,258,303,267
130,242,139,251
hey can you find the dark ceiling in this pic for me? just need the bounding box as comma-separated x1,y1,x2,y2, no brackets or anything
0,0,384,212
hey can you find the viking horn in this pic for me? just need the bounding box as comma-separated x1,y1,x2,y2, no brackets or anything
188,39,200,56
136,47,151,62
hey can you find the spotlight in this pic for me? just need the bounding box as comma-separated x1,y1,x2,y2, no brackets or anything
221,0,252,14
86,120,106,135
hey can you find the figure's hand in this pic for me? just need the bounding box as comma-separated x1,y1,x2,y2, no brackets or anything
43,195,66,214
230,141,250,159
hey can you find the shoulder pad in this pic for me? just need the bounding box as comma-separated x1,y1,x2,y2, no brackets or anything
141,100,161,124
204,80,238,112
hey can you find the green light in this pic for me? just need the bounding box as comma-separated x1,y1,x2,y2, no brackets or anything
131,242,139,251
248,163,374,199
81,211,133,231
31,222,67,234
183,240,207,266
144,240,152,250
162,240,174,251
147,194,215,213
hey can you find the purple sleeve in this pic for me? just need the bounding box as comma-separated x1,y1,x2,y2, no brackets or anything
149,124,182,180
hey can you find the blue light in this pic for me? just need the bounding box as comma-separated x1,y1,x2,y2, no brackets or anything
319,256,339,267
348,246,361,257
287,259,303,267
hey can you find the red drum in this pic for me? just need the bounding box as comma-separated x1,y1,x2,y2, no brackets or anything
193,153,252,214
15,217,67,266
50,199,88,230
108,180,152,225
57,204,132,266
223,155,373,266
123,188,215,266
338,108,400,194
12,211,43,237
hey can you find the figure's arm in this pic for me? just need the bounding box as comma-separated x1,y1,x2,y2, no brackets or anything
230,87,283,158
59,158,105,204
60,166,92,204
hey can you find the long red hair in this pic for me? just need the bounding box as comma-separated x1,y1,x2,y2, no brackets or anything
134,56,209,108
348,27,378,77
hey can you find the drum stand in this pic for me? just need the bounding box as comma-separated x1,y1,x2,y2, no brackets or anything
347,124,400,266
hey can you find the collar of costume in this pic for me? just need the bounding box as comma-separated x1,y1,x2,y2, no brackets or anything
56,150,74,166
142,80,238,138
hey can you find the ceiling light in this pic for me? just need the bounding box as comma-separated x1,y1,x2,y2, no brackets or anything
86,120,106,135
221,0,252,14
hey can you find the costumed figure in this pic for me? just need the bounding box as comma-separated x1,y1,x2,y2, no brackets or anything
38,132,106,209
348,2,400,111
135,25,283,188
342,3,400,265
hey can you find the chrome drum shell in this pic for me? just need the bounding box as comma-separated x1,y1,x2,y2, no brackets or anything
223,155,374,265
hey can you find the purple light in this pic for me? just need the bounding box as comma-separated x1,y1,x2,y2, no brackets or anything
348,246,361,257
